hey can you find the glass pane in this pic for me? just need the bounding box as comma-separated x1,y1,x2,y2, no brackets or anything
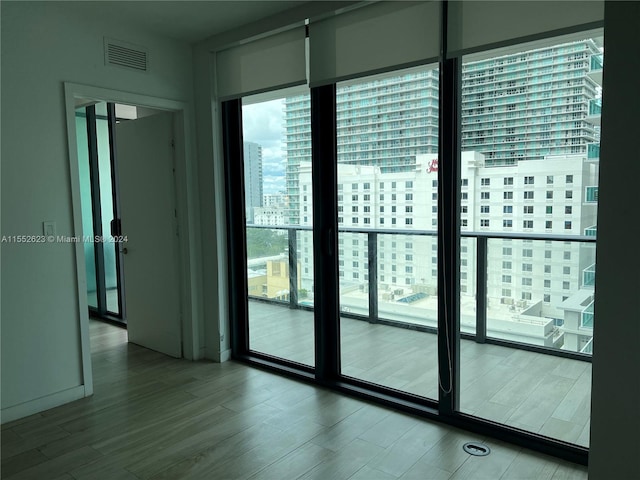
459,32,602,447
460,236,476,335
377,233,436,328
76,109,97,309
337,64,440,399
243,88,314,366
338,232,369,317
297,230,314,307
95,104,120,315
483,239,596,350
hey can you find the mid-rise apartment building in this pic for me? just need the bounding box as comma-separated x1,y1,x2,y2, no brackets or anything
297,150,597,350
254,206,287,227
263,193,289,208
255,193,289,226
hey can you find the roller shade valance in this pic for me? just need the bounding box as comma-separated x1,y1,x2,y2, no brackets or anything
309,1,441,88
447,1,604,58
216,1,604,97
216,27,307,100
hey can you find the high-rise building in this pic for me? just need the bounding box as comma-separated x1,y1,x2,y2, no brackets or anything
243,141,263,223
285,35,603,351
461,39,602,166
285,39,602,222
284,95,310,224
285,69,440,224
287,37,602,352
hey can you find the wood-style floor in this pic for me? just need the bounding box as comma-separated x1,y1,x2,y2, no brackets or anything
1,319,588,479
249,301,591,447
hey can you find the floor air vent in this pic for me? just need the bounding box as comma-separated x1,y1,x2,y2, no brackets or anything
463,442,491,456
104,38,148,72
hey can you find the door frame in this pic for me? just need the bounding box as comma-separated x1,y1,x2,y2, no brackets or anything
64,82,202,397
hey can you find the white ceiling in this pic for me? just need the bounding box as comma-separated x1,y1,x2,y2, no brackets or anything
61,1,309,44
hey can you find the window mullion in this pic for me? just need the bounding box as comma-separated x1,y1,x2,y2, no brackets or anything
310,84,341,381
437,54,462,416
222,99,250,355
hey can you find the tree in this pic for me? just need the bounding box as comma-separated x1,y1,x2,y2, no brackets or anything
246,228,287,258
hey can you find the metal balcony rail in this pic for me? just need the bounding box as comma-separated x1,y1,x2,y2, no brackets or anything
590,54,604,72
245,223,597,359
581,336,594,354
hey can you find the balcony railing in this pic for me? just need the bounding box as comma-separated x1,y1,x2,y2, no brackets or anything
583,263,596,286
585,186,599,203
590,54,603,72
589,98,602,116
581,301,595,328
245,224,597,358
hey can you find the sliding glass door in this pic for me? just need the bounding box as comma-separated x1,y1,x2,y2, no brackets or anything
336,64,441,399
240,87,315,367
457,31,603,448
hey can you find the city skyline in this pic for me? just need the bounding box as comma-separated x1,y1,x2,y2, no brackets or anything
240,34,603,355
244,37,603,202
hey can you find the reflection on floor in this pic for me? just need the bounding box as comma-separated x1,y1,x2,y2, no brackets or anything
0,320,588,479
249,301,591,447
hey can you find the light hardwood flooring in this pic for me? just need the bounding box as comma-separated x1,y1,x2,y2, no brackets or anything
249,301,591,447
1,319,587,479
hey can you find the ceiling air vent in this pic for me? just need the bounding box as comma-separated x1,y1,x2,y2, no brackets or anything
104,38,148,72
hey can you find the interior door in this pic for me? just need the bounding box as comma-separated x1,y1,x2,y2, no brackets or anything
116,112,182,357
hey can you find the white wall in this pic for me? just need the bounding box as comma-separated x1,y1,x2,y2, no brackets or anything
192,44,227,361
0,1,194,420
589,2,640,478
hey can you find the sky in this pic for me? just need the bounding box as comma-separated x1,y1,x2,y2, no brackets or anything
242,99,286,195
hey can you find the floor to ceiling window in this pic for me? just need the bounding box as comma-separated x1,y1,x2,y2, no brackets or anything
241,88,314,367
335,65,441,399
458,31,603,447
221,0,604,465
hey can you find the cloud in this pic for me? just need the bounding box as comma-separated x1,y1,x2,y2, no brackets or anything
263,162,284,176
242,99,289,195
263,175,285,195
242,99,285,150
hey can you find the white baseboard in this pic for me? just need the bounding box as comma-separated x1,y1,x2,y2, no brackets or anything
1,385,87,424
220,348,232,362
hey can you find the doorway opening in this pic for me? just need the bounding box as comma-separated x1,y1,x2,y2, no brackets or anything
74,96,183,357
66,82,199,399
75,101,125,324
76,101,169,327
